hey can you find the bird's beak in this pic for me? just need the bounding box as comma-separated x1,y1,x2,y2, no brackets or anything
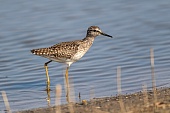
101,32,113,38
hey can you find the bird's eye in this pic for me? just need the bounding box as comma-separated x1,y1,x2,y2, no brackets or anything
88,29,99,32
92,30,97,32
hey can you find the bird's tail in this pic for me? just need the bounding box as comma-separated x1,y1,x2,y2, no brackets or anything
30,48,50,56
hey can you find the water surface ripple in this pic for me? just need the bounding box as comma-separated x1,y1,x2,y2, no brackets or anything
0,0,170,112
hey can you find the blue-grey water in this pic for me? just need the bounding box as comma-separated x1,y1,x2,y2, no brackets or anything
1,0,170,112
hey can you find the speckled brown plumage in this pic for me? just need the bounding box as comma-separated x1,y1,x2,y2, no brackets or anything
31,41,81,61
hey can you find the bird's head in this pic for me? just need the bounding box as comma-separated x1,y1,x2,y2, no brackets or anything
86,26,112,38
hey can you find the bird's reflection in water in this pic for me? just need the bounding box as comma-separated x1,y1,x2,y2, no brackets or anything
46,90,51,106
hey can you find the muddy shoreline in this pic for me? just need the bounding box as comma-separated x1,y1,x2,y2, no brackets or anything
15,87,170,113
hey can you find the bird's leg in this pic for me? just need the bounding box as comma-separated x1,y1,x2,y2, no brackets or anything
65,66,70,86
44,60,52,91
46,90,51,106
65,66,70,102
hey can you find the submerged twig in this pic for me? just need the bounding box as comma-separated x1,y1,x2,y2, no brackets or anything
1,91,11,113
150,48,157,103
117,66,126,113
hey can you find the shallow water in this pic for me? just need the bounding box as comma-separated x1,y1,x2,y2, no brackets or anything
0,0,170,112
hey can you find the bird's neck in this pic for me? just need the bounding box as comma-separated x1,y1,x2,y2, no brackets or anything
83,36,95,43
81,36,95,50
